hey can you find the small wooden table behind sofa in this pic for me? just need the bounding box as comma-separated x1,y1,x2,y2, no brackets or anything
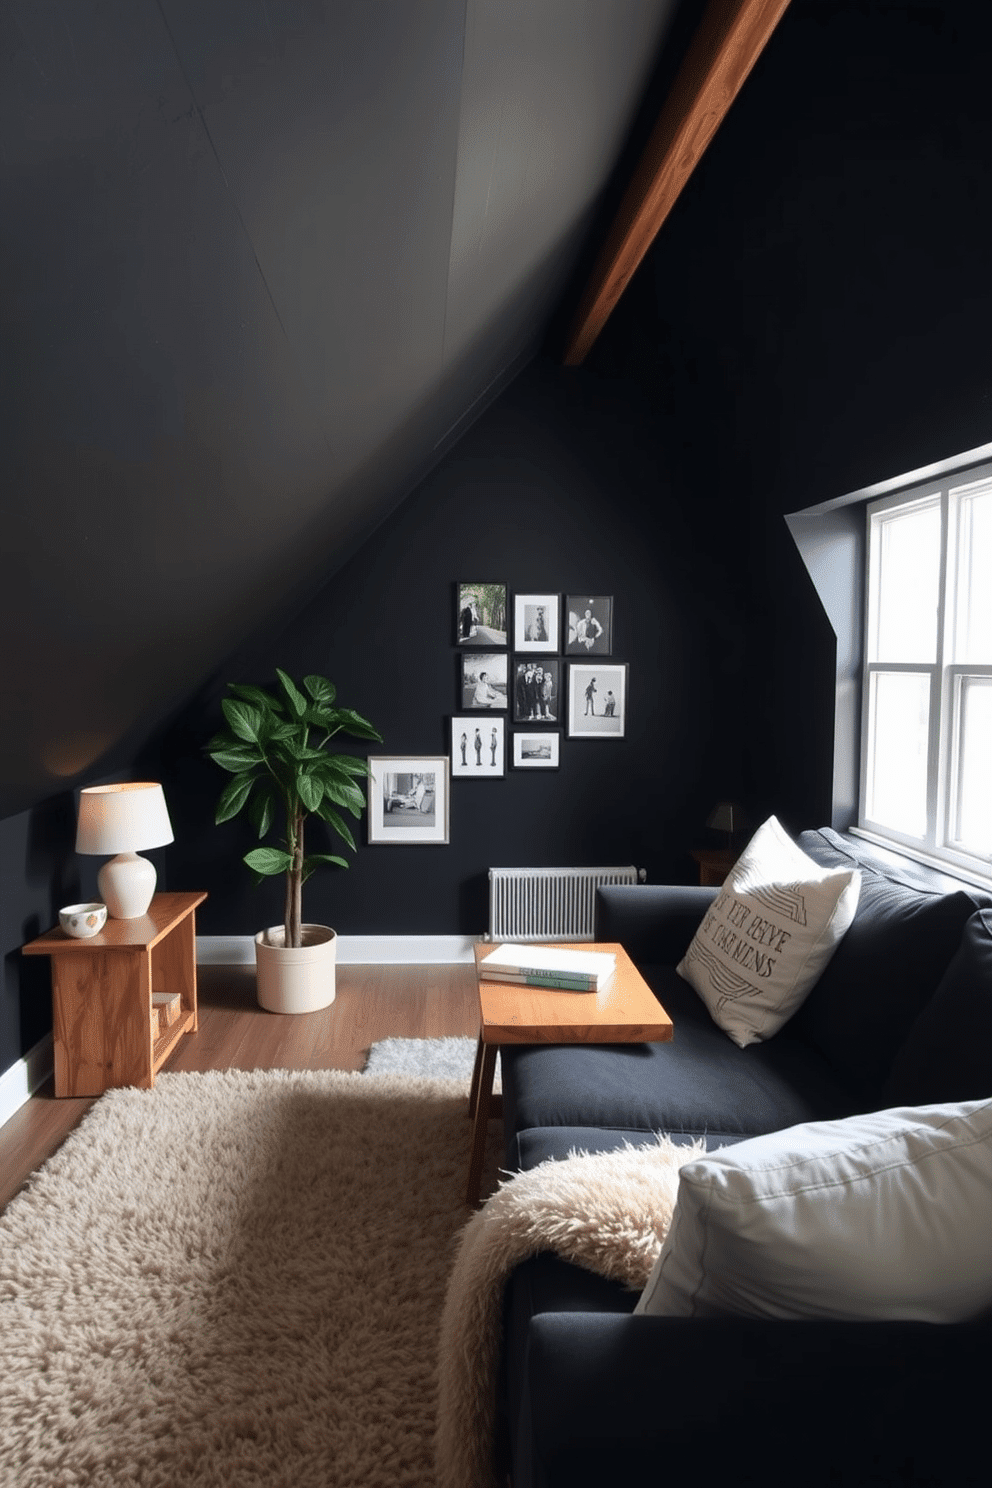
466,941,673,1204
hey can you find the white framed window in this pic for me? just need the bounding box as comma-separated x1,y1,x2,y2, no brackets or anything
861,462,992,883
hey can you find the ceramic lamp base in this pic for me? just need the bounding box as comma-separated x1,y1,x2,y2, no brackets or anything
98,852,157,919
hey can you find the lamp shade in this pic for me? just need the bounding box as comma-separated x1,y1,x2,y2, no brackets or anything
76,783,174,855
706,801,739,835
75,783,174,918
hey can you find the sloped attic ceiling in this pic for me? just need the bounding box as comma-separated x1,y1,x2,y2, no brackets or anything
2,0,698,818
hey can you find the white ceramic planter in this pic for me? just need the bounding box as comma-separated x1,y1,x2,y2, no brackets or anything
254,924,337,1014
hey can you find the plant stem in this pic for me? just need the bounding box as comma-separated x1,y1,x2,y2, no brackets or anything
286,807,304,949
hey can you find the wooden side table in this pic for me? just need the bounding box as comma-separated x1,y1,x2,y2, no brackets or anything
689,848,737,886
23,891,207,1098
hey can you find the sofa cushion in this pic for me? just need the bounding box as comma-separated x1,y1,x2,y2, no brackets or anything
787,860,984,1097
636,1099,992,1323
500,969,861,1163
882,909,992,1107
677,816,861,1048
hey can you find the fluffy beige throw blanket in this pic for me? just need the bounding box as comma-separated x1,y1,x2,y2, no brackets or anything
435,1135,705,1488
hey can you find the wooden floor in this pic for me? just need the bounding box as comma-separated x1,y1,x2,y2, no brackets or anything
0,961,480,1215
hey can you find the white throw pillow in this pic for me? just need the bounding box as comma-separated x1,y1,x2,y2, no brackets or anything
636,1100,992,1323
677,814,860,1046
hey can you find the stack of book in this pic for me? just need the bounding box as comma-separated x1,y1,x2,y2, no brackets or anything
480,943,617,992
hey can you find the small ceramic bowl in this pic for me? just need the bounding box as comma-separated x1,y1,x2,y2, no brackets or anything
59,902,108,939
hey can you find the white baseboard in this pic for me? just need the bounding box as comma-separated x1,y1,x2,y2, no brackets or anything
195,934,481,966
0,1034,54,1131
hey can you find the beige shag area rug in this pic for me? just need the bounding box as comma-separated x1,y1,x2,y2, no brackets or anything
0,1068,503,1488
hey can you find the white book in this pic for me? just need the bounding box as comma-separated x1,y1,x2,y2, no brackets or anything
481,944,616,984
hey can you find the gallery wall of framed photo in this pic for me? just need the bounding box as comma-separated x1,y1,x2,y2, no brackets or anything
452,581,627,772
367,582,630,844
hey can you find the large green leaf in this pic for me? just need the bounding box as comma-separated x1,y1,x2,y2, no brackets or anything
315,800,356,850
221,698,263,743
334,708,383,741
304,675,336,707
227,683,280,712
208,744,262,773
248,785,277,839
243,846,294,876
302,853,349,881
276,668,308,718
215,773,256,823
322,777,366,815
297,774,324,812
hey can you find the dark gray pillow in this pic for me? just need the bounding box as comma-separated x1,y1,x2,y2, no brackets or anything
787,874,980,1096
882,910,992,1107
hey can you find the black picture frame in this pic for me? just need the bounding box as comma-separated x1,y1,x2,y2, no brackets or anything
512,592,559,652
566,662,628,738
460,651,508,710
565,595,613,655
512,730,561,769
456,583,507,647
451,716,506,777
511,657,560,724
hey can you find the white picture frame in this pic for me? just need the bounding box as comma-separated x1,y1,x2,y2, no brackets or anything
512,731,561,769
513,593,559,653
367,757,450,844
451,717,505,777
567,663,628,738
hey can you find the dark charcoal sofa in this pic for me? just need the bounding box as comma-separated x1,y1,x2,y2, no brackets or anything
497,829,992,1488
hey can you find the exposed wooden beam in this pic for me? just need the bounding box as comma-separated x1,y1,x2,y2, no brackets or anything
563,0,792,365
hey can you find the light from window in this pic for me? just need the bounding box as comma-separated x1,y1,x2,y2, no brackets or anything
862,465,992,880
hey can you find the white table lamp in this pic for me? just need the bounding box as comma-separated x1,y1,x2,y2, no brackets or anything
75,783,175,919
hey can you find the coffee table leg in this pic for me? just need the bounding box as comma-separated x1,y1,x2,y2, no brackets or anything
466,1041,498,1206
468,1032,486,1119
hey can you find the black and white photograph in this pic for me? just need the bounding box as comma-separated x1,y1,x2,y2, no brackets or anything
456,583,507,646
513,593,559,653
367,757,449,844
451,716,505,777
512,658,560,723
512,731,561,770
565,595,613,655
567,663,627,738
460,651,508,709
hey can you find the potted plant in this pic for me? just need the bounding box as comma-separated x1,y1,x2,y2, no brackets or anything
207,669,382,1013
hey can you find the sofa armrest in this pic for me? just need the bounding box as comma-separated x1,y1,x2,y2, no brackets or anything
514,1311,990,1488
594,884,717,965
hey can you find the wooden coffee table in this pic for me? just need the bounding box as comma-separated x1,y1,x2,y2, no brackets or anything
466,941,673,1204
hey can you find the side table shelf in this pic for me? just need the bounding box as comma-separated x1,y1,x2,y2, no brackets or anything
23,891,207,1098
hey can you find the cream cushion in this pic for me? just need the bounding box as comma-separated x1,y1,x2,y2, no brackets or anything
637,1100,992,1322
677,815,861,1046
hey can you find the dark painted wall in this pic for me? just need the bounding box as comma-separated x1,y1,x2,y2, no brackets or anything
3,0,990,1079
157,357,764,938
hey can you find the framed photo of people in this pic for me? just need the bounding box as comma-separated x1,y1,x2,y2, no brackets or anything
512,730,561,770
367,757,450,844
460,651,508,710
451,716,505,777
567,663,627,739
456,583,507,647
565,595,613,655
513,593,559,653
511,657,560,723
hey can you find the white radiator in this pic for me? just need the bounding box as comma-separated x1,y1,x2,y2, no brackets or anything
487,866,640,943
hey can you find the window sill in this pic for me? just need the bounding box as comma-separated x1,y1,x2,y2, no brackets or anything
850,827,992,894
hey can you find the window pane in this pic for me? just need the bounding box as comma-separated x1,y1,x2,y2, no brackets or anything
871,502,940,662
952,676,992,857
953,481,992,663
865,672,930,837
